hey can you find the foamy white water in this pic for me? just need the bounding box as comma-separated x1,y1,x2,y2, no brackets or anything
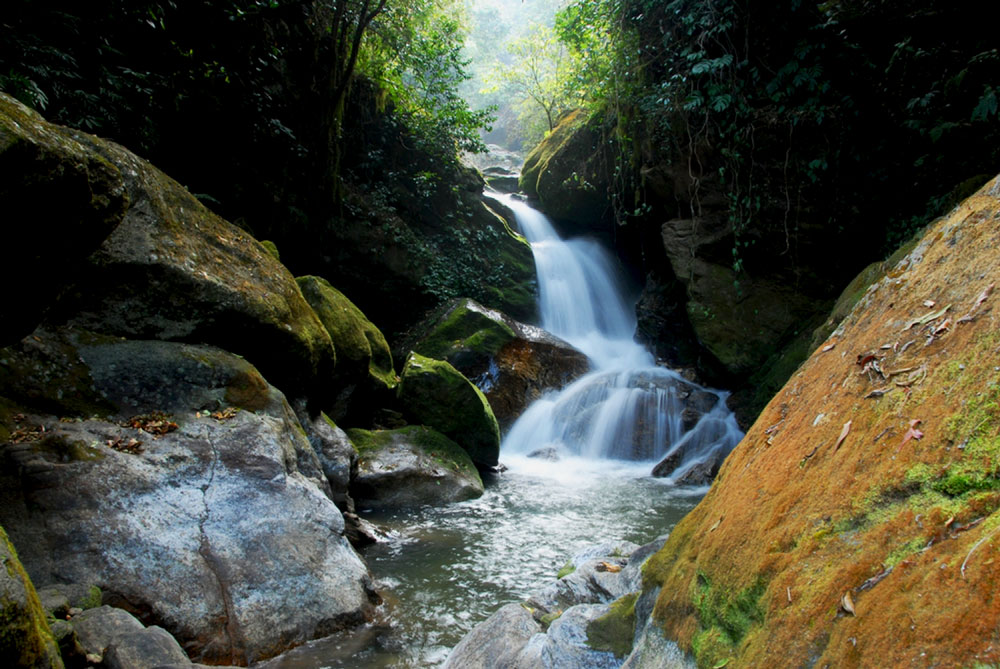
498,195,743,478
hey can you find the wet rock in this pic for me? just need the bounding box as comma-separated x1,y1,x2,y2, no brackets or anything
399,298,589,429
103,626,190,669
397,352,501,466
0,340,376,665
297,276,396,421
526,541,640,616
527,447,561,461
672,455,723,487
484,169,521,194
348,426,484,509
519,604,620,669
0,525,64,669
442,603,540,669
0,93,128,347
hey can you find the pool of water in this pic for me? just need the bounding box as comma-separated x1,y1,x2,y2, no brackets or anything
258,455,704,668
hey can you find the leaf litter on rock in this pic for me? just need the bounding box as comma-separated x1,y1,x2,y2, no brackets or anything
122,411,178,436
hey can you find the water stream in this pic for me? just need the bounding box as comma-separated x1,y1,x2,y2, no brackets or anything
257,196,742,668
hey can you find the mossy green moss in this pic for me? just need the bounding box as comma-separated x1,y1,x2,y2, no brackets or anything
397,352,500,466
689,572,766,668
586,592,638,658
259,239,280,261
409,299,517,364
297,275,395,389
346,425,481,483
1,525,64,668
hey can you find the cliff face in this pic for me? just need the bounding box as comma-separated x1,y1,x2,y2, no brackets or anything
641,175,1000,667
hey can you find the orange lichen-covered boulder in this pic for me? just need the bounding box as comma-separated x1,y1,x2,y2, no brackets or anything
642,174,1000,668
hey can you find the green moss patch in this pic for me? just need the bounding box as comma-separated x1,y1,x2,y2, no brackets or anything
586,593,638,658
397,352,500,466
346,425,481,483
1,525,63,668
690,572,766,668
297,275,395,389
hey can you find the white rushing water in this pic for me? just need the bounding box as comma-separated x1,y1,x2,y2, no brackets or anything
498,195,743,478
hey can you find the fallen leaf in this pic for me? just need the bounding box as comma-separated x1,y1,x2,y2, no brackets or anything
900,419,924,448
595,561,622,573
923,300,936,308
834,420,852,451
211,407,240,421
822,342,836,352
709,517,723,532
856,353,877,367
841,591,856,616
864,389,888,399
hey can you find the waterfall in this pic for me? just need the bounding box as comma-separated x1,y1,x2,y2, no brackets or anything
498,195,743,480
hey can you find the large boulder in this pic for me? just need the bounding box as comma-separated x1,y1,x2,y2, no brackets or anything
0,93,128,347
297,275,396,421
640,175,1000,667
399,298,589,429
520,110,612,236
0,94,337,408
0,525,63,669
0,332,377,665
396,352,501,467
347,425,484,509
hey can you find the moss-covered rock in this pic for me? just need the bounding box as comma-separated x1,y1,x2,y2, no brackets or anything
520,109,611,235
346,425,484,508
397,352,501,466
641,174,1000,668
397,298,589,429
297,275,396,420
0,93,129,348
1,525,63,669
0,95,337,408
586,592,639,658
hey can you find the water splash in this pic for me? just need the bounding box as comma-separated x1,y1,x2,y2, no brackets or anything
498,195,743,477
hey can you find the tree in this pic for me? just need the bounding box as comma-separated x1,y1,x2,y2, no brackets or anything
486,24,574,143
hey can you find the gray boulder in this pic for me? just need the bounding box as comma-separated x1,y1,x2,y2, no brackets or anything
0,338,377,665
104,626,190,669
519,604,620,669
348,426,484,509
70,606,144,659
442,603,540,669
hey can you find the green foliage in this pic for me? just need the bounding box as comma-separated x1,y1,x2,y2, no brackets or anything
361,0,493,159
484,24,576,146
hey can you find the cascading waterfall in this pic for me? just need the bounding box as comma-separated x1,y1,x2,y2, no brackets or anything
498,195,743,478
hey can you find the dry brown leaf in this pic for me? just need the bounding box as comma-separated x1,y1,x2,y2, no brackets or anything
841,591,856,616
899,419,924,448
834,420,852,452
709,517,723,532
211,407,240,421
822,342,836,352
